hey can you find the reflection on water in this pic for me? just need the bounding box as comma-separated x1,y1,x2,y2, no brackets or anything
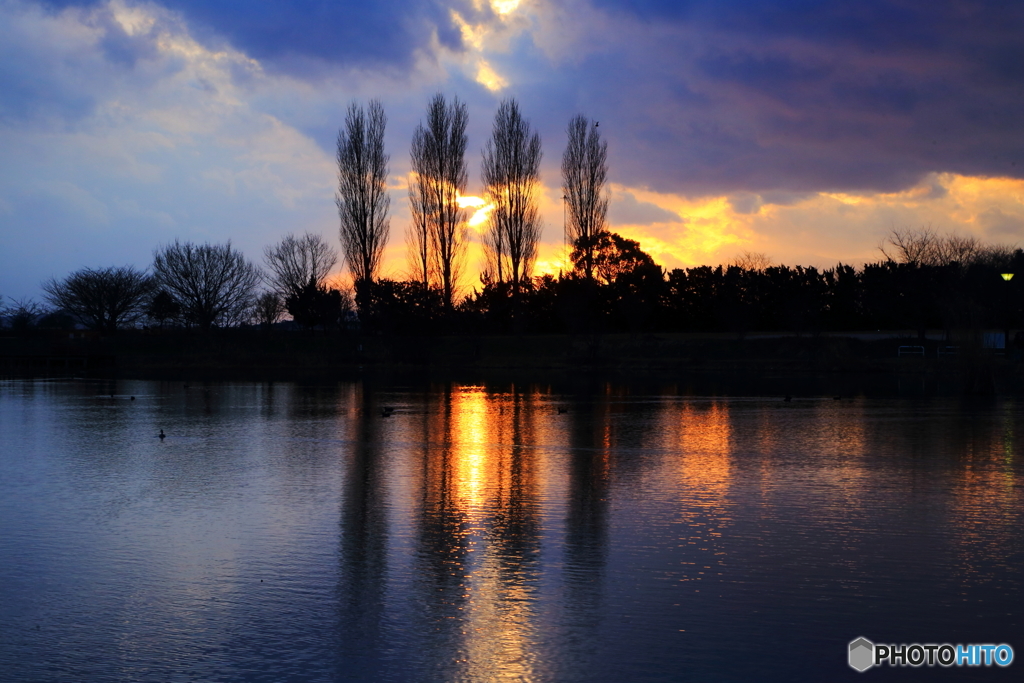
410,386,544,682
1,380,1022,682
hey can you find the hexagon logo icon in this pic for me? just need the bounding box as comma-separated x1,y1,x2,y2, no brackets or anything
849,637,874,672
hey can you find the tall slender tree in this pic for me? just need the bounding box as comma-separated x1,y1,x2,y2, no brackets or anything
481,99,543,294
337,99,390,315
408,93,469,308
562,115,608,281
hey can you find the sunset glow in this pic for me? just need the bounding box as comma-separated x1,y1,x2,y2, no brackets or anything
6,0,1024,680
596,173,1024,273
456,195,486,208
3,0,1024,307
474,60,507,91
458,195,495,229
490,0,521,15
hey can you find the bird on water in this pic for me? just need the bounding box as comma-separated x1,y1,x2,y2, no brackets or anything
159,429,166,440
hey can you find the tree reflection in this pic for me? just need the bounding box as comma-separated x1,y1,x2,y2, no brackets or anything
560,396,611,670
411,383,474,677
336,384,389,680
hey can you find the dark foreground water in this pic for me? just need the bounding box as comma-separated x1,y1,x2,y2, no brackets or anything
0,379,1021,682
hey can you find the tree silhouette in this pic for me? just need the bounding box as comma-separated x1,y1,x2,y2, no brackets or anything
253,291,284,329
285,282,349,332
562,115,608,281
482,99,542,296
152,240,261,331
146,290,181,328
731,251,773,272
4,297,45,335
337,100,390,317
42,266,153,334
573,231,654,286
409,93,468,309
264,232,338,302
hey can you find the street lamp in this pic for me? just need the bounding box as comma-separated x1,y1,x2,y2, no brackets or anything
562,194,568,275
1002,273,1015,352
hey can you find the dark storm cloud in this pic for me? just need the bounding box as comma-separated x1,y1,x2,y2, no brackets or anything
575,0,1024,195
42,0,480,71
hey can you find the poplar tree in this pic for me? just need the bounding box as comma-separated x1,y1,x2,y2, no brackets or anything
562,115,608,281
481,99,542,294
408,94,469,308
337,99,390,314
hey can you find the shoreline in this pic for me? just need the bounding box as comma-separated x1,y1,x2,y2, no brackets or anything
3,330,1021,395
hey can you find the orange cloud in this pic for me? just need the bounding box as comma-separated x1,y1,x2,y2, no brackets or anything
602,173,1024,271
368,172,1024,296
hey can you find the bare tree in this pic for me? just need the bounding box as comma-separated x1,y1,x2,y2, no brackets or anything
975,243,1018,268
152,240,261,330
482,99,543,293
408,93,469,308
880,228,941,265
337,99,390,313
42,266,153,334
880,227,990,267
264,232,338,299
731,251,773,272
253,290,285,329
562,114,608,281
4,297,46,334
934,233,980,266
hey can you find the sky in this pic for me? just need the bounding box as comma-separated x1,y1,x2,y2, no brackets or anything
2,0,1024,300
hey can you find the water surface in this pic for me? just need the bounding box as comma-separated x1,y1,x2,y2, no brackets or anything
1,379,1020,681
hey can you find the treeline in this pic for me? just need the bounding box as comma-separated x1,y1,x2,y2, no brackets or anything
3,93,1021,339
373,229,1024,337
5,227,1021,339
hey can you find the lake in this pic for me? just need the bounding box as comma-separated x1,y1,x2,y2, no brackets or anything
0,379,1020,681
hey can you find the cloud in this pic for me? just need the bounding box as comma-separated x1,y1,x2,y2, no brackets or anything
39,0,487,73
0,0,341,298
600,173,1024,272
24,0,1024,200
0,1,103,124
4,0,1024,301
609,188,679,225
727,190,810,215
520,0,1024,196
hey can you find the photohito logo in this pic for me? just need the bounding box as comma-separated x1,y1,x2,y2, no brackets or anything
848,637,1014,672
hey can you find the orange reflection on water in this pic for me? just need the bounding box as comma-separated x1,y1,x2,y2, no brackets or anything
450,388,490,509
425,386,542,682
670,401,733,502
948,421,1021,582
655,400,735,590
